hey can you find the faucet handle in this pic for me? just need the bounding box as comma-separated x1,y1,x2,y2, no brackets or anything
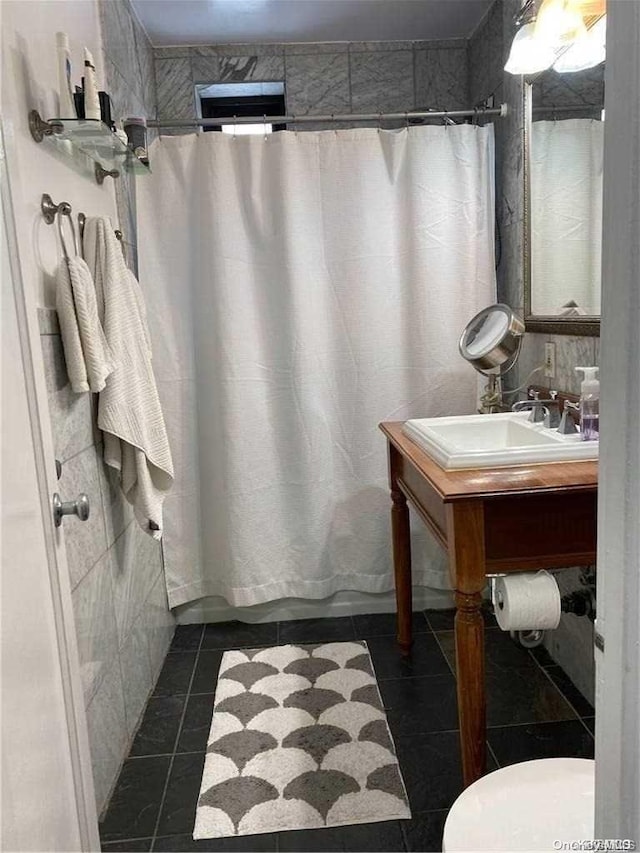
543,392,561,428
558,400,579,434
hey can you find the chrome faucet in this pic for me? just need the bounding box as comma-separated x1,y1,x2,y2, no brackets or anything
511,391,554,423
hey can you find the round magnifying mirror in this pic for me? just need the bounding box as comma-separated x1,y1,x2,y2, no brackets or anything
459,304,525,374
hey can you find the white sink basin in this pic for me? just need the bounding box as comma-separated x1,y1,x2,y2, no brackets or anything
403,411,598,470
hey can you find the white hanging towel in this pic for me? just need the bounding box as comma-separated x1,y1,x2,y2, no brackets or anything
56,254,116,392
83,217,174,539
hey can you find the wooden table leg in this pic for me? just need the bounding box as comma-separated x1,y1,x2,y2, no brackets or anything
389,446,413,657
454,589,486,787
446,501,487,787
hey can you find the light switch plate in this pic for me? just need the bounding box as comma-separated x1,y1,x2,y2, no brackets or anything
544,342,556,378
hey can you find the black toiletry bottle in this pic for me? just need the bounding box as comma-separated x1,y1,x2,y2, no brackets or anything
74,84,85,119
99,92,115,131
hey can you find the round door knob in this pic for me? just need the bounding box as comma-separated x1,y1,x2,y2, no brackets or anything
53,492,91,527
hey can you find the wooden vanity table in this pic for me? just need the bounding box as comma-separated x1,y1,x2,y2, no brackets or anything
380,421,598,788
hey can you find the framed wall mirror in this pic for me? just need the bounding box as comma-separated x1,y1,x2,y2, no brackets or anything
523,62,605,336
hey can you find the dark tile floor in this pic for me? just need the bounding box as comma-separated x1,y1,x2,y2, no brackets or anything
100,611,594,852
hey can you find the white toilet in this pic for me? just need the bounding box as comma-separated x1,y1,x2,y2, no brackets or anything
443,758,595,852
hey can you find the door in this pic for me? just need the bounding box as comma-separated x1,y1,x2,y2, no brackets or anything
0,131,100,851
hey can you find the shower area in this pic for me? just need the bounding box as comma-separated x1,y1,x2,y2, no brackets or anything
138,120,497,624
124,15,510,633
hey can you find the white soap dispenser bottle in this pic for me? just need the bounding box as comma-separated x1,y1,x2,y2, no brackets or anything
575,366,599,441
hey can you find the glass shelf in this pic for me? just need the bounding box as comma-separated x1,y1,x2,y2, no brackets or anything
41,116,150,176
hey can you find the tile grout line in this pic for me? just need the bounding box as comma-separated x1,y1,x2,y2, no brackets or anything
400,807,451,853
485,717,577,731
486,739,501,769
419,609,433,634
149,623,205,850
394,726,462,738
398,816,411,853
431,630,457,680
527,647,595,735
102,836,153,849
578,716,596,738
126,749,205,761
422,611,435,634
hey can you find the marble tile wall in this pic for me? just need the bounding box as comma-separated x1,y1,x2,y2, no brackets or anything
99,0,157,272
514,332,599,396
33,1,172,817
38,312,174,815
468,0,504,107
153,39,470,132
545,570,595,705
533,63,605,118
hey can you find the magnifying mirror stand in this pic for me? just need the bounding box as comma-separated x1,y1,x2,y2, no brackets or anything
476,339,523,415
480,373,502,414
458,304,525,415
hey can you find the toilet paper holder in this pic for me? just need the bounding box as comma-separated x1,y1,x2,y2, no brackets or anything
488,572,596,649
487,574,546,648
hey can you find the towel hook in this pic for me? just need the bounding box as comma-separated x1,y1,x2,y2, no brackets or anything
57,206,78,259
41,193,67,225
78,211,86,245
77,211,123,248
41,194,78,259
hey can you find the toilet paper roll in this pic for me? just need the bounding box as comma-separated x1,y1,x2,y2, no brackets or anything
494,571,561,631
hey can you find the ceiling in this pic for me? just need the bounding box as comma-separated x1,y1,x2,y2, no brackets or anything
131,0,494,46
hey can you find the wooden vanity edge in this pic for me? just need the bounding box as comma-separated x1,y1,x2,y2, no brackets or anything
379,420,598,502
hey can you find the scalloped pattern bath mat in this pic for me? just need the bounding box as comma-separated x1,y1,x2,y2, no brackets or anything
193,641,411,840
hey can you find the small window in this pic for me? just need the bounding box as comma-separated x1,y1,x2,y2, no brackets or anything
197,82,286,134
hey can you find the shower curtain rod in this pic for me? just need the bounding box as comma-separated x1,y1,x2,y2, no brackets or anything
147,103,508,129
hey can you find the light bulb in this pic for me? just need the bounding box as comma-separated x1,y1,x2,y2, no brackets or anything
535,0,587,49
553,15,606,72
505,22,557,75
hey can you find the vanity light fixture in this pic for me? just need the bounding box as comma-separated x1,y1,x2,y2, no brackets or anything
505,0,606,75
505,22,558,75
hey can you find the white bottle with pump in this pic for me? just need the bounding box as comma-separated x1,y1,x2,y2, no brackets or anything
575,367,599,441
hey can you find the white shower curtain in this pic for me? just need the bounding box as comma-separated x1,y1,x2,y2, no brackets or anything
531,118,603,315
137,125,496,609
